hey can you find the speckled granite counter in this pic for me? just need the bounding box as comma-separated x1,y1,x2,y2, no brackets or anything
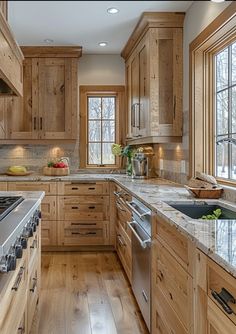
1,173,236,279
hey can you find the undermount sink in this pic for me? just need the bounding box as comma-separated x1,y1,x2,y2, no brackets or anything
165,201,236,220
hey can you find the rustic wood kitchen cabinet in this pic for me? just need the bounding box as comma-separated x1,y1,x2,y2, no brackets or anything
0,7,23,98
122,12,184,144
152,213,194,334
194,249,236,334
114,184,132,282
0,221,41,334
5,46,82,141
57,181,111,247
8,182,58,247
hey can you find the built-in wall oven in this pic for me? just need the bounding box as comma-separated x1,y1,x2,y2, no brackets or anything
127,198,151,331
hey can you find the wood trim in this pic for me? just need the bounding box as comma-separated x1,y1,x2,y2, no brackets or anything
189,3,236,179
121,12,185,60
21,46,82,58
79,85,125,169
190,2,236,52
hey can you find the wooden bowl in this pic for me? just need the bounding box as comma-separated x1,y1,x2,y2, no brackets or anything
185,186,223,199
43,166,70,176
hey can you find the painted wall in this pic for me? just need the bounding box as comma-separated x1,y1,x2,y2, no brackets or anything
79,54,125,85
154,0,232,184
0,55,125,172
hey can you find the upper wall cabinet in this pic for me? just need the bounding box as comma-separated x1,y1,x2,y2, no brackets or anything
0,5,23,97
5,46,82,141
122,12,184,144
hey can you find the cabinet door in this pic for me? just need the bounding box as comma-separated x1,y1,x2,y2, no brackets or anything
130,53,139,138
138,43,149,137
38,58,77,139
125,62,132,139
0,99,6,139
8,58,39,139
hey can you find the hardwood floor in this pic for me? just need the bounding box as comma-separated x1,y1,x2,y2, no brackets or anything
30,252,148,334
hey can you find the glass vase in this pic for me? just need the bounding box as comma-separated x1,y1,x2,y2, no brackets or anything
126,157,132,176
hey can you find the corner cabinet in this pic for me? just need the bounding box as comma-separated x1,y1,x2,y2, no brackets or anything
5,46,82,141
122,12,184,144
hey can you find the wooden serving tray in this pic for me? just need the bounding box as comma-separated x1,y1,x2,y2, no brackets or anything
43,166,70,176
185,186,223,199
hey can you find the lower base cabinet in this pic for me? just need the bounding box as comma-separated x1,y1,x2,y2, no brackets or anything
0,230,40,334
59,220,109,245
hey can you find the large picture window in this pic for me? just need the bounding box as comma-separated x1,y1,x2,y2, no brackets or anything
215,41,236,180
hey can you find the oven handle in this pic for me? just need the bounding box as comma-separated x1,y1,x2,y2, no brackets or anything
126,201,150,219
128,221,151,249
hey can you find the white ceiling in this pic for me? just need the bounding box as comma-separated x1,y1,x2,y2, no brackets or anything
8,1,193,54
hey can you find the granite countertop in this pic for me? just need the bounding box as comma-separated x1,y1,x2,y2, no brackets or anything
1,173,236,278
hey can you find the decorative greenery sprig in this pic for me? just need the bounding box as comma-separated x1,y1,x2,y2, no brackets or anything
201,208,222,220
111,144,135,159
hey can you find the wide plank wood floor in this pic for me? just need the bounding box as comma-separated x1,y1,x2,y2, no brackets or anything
30,251,148,334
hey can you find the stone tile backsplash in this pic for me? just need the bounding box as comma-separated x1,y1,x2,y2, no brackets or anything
0,143,80,173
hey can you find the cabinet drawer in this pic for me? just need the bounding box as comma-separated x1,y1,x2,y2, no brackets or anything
58,196,109,221
28,229,40,274
59,221,109,246
58,181,109,195
0,182,7,191
8,182,57,195
152,239,193,330
116,199,132,240
0,258,27,334
208,258,236,325
116,224,132,282
207,297,236,334
28,258,40,332
154,213,189,270
41,220,57,246
17,310,27,334
41,196,57,220
152,291,188,334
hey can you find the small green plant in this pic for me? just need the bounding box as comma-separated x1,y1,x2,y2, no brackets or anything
201,208,222,220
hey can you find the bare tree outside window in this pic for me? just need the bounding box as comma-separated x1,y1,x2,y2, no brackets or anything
215,41,236,180
87,96,116,165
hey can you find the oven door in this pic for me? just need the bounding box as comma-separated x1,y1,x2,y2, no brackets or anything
128,220,151,331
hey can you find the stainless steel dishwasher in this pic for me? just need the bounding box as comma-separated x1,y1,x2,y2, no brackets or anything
127,197,151,331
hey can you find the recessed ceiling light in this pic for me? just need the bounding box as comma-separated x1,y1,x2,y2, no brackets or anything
44,38,54,44
107,7,119,14
98,42,108,47
211,0,225,2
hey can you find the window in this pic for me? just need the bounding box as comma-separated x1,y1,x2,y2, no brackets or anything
87,96,116,165
80,86,125,168
215,42,236,180
190,3,236,184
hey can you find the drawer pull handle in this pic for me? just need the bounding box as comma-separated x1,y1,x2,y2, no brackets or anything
88,206,95,209
12,266,25,291
71,222,96,226
71,187,78,190
71,206,79,209
30,277,37,293
211,288,236,315
71,232,97,236
117,235,125,247
116,202,126,212
30,239,37,249
88,187,95,190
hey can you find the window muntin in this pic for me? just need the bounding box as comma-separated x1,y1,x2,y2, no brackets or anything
87,96,116,166
215,41,236,180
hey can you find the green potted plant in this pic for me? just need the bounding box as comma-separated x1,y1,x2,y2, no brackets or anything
112,144,135,176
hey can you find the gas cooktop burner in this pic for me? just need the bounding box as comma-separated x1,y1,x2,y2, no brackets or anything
0,196,24,221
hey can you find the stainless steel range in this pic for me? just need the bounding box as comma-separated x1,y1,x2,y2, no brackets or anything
0,196,41,273
127,197,151,331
